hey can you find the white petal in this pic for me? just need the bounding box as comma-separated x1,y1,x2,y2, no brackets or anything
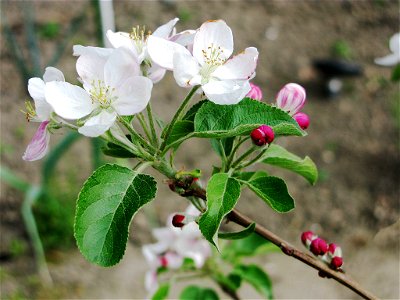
374,53,400,66
193,20,234,65
78,110,117,137
152,227,177,244
148,64,166,83
43,67,65,82
169,30,196,47
164,252,183,269
45,81,94,119
104,48,140,89
73,45,114,57
173,51,200,87
106,30,139,55
22,121,50,161
389,33,400,54
144,270,158,294
152,18,179,39
212,47,259,80
203,80,250,105
28,77,45,101
113,76,153,115
147,35,190,70
75,47,114,84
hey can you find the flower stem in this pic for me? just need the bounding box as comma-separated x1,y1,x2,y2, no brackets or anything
137,113,152,142
159,85,200,152
146,103,159,147
230,145,257,169
236,144,270,170
225,136,249,170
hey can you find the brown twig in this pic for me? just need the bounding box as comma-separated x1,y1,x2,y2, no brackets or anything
180,182,379,300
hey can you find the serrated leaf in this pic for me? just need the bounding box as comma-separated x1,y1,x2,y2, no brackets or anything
179,285,219,300
194,98,305,138
151,283,170,300
233,264,273,300
218,223,256,240
164,120,194,149
74,164,157,267
262,144,318,185
183,99,208,121
244,176,294,212
199,173,241,250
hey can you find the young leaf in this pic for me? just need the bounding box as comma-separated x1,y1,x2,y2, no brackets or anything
151,283,170,300
179,285,220,300
210,137,235,157
222,233,275,260
262,144,318,185
244,176,295,213
199,173,241,250
74,164,157,267
218,223,256,240
236,171,268,182
194,98,305,138
233,264,273,300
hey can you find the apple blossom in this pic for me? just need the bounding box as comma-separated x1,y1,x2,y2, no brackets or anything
147,19,259,105
310,237,329,256
293,112,310,130
375,32,400,66
251,125,274,146
246,82,263,100
23,67,65,161
275,83,306,116
45,47,153,137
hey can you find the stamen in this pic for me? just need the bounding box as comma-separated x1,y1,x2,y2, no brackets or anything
21,101,37,122
202,43,225,66
89,80,117,109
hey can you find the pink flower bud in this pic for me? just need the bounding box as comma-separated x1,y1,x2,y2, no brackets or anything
172,214,186,228
330,256,343,269
301,231,317,248
250,125,274,146
293,112,310,130
276,83,306,116
159,255,168,267
328,243,342,258
247,82,263,100
310,238,329,256
22,121,51,161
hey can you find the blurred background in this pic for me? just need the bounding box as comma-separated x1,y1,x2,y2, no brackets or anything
1,0,399,299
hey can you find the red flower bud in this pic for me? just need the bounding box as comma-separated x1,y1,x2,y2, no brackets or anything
293,112,310,130
172,214,186,228
251,125,274,146
328,243,342,258
160,255,168,267
301,231,317,248
330,256,343,269
310,237,329,256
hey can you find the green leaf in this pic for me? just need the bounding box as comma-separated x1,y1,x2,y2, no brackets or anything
222,233,272,259
244,175,294,213
194,98,305,138
211,137,235,157
164,120,194,149
262,144,318,185
183,100,209,121
74,164,157,266
152,283,170,300
236,171,268,183
392,64,400,81
199,173,241,249
233,264,273,300
218,223,256,240
179,285,219,300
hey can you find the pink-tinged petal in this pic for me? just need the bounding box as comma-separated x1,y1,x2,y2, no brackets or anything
212,47,259,80
45,81,94,119
152,18,179,39
193,20,234,65
43,67,65,83
164,252,184,269
28,77,45,101
78,110,117,137
104,48,140,89
246,82,263,100
173,51,201,87
113,76,153,115
148,64,167,83
22,121,50,161
147,35,190,70
275,83,306,116
169,30,196,48
202,80,250,105
73,45,114,57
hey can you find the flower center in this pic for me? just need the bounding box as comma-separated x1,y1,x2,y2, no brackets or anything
89,80,117,109
200,43,226,83
22,100,37,122
129,25,151,55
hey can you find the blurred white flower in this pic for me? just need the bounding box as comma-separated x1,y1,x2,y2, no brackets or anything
45,47,153,137
375,33,400,66
142,205,211,294
148,20,259,105
23,67,65,161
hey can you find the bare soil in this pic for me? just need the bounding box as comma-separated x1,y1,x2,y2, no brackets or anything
1,1,399,299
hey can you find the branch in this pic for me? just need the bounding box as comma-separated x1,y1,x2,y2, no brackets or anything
182,183,379,300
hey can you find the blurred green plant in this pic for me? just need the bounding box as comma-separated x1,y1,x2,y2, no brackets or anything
331,40,352,60
37,22,61,40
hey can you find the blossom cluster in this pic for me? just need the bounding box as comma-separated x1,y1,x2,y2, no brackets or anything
22,18,259,161
301,231,343,270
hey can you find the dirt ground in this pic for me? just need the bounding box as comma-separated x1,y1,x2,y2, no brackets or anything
1,1,399,299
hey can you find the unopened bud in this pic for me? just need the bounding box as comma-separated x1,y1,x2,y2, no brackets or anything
276,83,306,116
330,256,343,269
328,243,342,258
247,82,263,100
301,231,317,248
310,237,329,256
251,125,274,146
293,112,310,130
172,214,186,228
